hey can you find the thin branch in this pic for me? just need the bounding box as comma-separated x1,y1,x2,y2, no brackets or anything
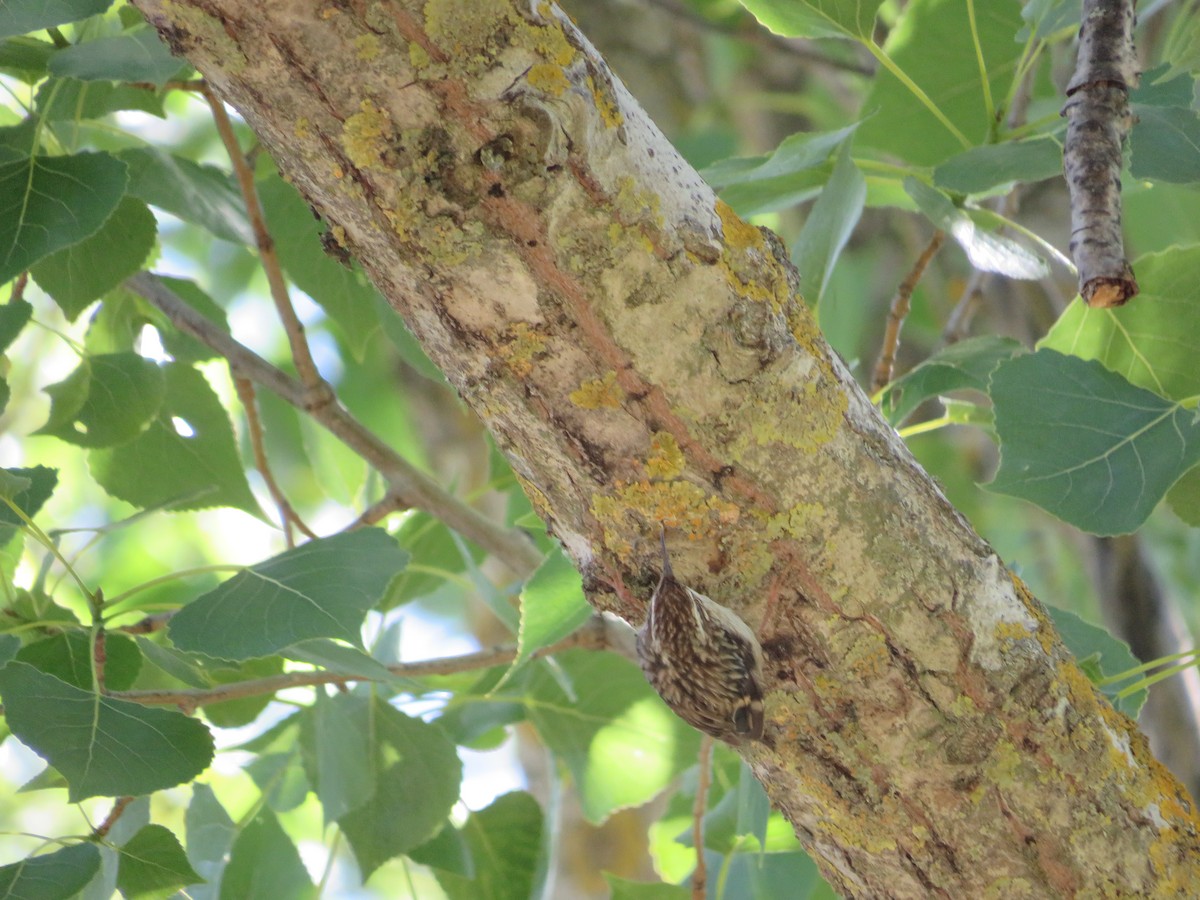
109,616,609,712
233,376,315,546
91,797,135,840
125,272,544,577
343,490,410,530
204,84,327,392
871,230,945,392
117,611,174,635
1062,0,1139,308
692,736,713,900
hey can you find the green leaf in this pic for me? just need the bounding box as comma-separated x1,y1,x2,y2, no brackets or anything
245,750,309,813
0,0,113,41
1046,605,1146,719
0,152,128,284
337,699,463,878
116,824,203,900
434,792,543,900
0,843,102,900
1158,12,1200,83
0,36,56,81
37,353,165,448
605,875,689,900
16,631,142,691
933,137,1063,194
737,0,884,40
31,197,158,320
283,637,396,681
383,512,483,608
720,851,826,899
1020,0,1078,40
988,350,1200,535
183,784,235,900
170,529,407,660
0,662,214,801
0,465,57,542
905,178,1048,279
879,336,1025,424
199,656,283,728
88,362,260,514
35,77,165,121
0,633,19,667
299,692,378,822
48,29,184,86
792,140,866,307
1130,105,1200,184
118,148,252,245
856,0,1025,165
147,277,230,365
257,174,383,358
407,824,474,877
218,809,314,900
508,547,590,675
1041,248,1200,402
516,649,700,824
0,297,32,351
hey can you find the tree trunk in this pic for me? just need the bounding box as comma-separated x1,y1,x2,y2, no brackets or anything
130,0,1200,894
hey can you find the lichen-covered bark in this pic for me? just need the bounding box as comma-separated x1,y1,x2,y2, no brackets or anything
132,0,1199,893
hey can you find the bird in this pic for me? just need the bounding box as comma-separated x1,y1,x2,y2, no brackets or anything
636,529,765,743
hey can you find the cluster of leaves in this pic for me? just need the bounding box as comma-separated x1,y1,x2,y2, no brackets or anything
716,0,1200,538
0,0,1197,897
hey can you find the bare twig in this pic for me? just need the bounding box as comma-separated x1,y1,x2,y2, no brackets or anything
118,611,174,635
692,736,713,900
10,271,29,302
871,229,945,392
204,85,328,392
125,272,544,576
109,615,608,712
233,376,315,546
91,797,135,839
1062,0,1139,308
343,490,410,530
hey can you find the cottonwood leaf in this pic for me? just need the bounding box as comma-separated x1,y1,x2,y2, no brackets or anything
218,810,313,900
506,547,591,678
16,631,141,690
119,148,252,245
0,297,32,351
116,824,203,900
737,0,884,39
31,197,158,320
37,353,165,448
793,140,865,306
88,362,260,515
169,528,407,661
1046,605,1146,719
35,77,165,121
513,649,700,824
880,336,1025,424
934,137,1063,194
0,662,214,801
0,842,101,899
0,152,128,284
0,465,57,543
434,792,543,900
0,0,113,41
48,29,183,86
337,699,462,877
183,784,235,900
988,350,1200,535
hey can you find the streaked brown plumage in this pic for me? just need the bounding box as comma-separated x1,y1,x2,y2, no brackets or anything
636,531,765,743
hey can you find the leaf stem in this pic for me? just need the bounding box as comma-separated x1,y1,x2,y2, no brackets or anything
965,0,996,130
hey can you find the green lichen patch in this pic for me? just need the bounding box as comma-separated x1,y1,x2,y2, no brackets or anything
353,33,381,61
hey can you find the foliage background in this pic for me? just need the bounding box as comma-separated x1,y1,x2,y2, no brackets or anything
1,0,1199,897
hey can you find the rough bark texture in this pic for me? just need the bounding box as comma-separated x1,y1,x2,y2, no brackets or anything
1063,0,1139,308
131,0,1199,894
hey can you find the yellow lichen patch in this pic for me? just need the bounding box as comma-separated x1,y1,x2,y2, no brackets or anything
985,739,1023,787
522,8,576,66
766,503,827,542
294,117,312,140
590,480,739,557
646,431,686,479
424,0,516,55
716,200,764,253
1010,573,1057,655
497,322,548,377
342,99,393,171
515,474,551,521
527,63,570,97
727,379,845,461
614,177,661,228
353,33,381,61
994,620,1033,645
587,74,624,128
569,371,625,410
